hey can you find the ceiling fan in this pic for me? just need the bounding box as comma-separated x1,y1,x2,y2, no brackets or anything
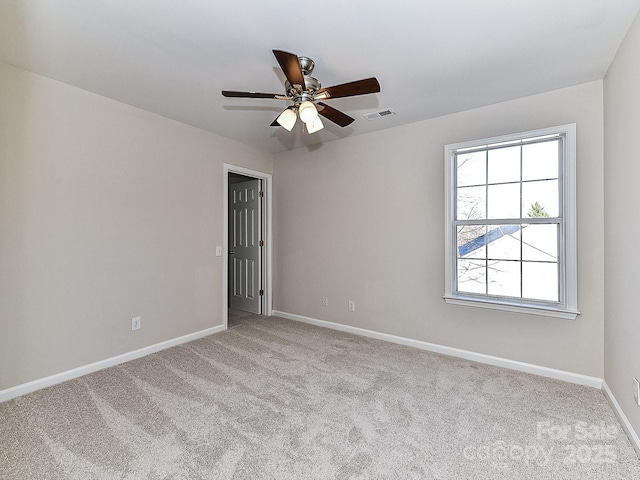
222,50,381,134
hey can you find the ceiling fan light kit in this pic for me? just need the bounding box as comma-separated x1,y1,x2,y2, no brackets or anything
306,116,324,134
298,101,318,124
276,107,297,131
222,50,381,134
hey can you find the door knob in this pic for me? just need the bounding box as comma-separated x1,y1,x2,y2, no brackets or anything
229,250,235,255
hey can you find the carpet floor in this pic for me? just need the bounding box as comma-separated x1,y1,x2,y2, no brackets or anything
1,313,639,479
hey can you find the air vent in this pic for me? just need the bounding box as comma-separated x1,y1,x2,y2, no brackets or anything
363,108,396,121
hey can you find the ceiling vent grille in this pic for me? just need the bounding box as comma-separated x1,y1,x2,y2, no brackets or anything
363,108,396,121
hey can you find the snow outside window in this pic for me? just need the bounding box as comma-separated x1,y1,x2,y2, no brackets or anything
444,124,578,319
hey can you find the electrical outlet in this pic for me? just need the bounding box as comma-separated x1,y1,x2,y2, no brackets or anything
634,377,640,406
322,296,328,307
348,300,356,312
131,316,141,331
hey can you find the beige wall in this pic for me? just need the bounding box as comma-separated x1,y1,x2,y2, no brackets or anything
273,81,604,377
0,62,273,390
604,12,640,436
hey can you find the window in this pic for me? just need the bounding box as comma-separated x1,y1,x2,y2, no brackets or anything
444,124,578,319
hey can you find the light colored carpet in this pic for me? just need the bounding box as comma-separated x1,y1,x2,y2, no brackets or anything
1,315,639,479
227,308,259,329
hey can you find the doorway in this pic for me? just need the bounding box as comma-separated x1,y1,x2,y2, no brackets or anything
223,164,272,329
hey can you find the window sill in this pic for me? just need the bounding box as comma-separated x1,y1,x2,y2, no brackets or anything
443,295,579,320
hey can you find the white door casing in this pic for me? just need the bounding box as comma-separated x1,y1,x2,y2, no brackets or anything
223,163,272,329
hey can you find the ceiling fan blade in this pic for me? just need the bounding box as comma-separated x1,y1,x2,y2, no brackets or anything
317,102,354,127
222,90,281,99
315,77,380,100
273,50,306,90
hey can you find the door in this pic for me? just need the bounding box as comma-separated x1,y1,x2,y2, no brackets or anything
228,178,262,313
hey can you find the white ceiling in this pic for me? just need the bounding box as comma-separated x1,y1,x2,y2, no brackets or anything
2,1,639,154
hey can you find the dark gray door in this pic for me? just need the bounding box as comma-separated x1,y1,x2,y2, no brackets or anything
229,179,261,313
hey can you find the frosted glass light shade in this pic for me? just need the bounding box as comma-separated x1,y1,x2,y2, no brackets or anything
298,101,318,124
276,108,297,131
306,116,324,134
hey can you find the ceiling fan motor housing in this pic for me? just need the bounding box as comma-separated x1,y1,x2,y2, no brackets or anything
285,75,321,104
282,55,321,103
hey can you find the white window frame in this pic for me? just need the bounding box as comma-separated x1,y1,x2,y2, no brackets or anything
444,124,579,320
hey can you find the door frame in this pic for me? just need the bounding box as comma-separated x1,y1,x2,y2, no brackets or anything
223,164,273,328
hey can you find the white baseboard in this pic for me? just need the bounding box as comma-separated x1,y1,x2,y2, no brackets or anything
0,324,226,403
602,381,640,457
272,310,603,389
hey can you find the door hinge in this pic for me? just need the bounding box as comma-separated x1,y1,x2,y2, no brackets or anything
259,191,264,198
259,240,264,247
259,289,264,296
